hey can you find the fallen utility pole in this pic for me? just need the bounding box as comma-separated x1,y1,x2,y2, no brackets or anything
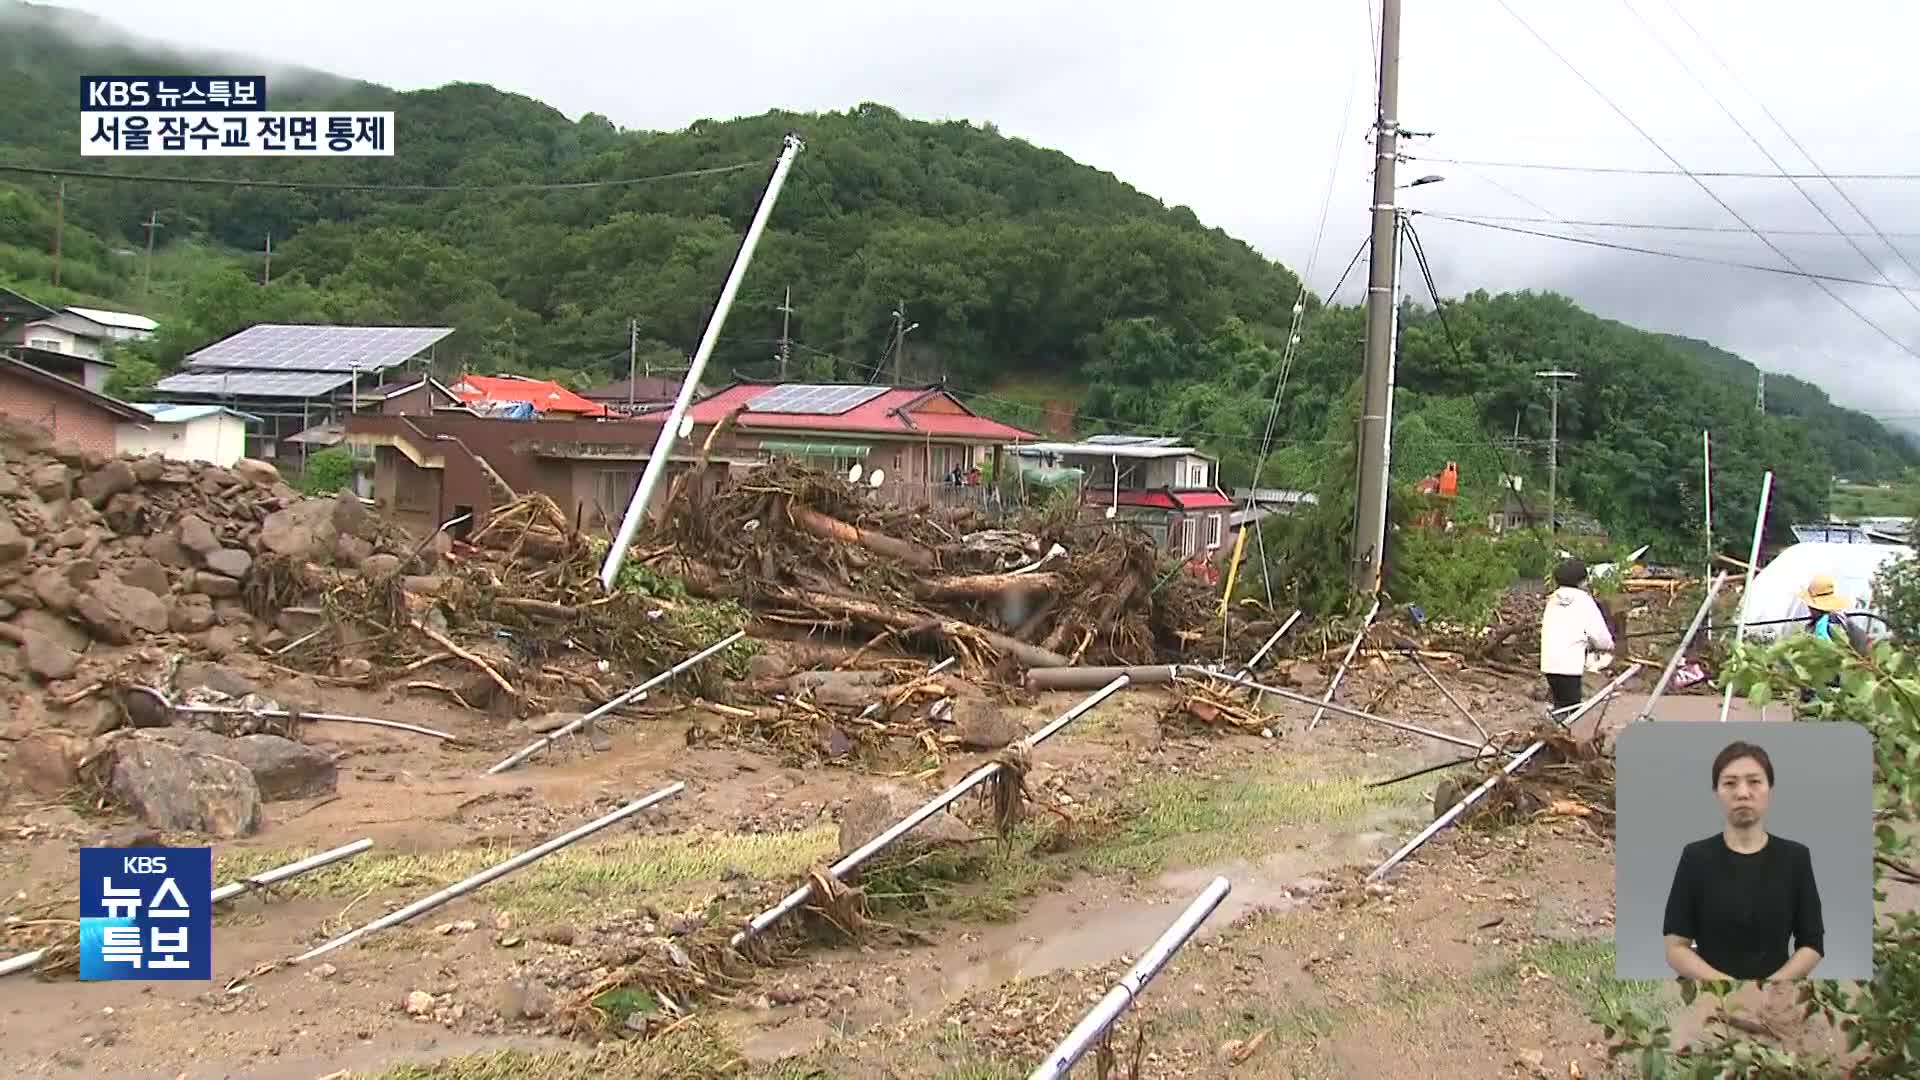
1634,571,1730,725
731,674,1132,951
126,687,459,743
487,631,746,774
1191,668,1488,753
292,783,684,963
0,838,374,978
1717,470,1774,723
600,134,804,591
1309,599,1379,730
1027,876,1233,1080
1027,665,1179,692
1365,663,1642,883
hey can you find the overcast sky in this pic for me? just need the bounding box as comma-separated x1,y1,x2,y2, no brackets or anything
53,0,1920,432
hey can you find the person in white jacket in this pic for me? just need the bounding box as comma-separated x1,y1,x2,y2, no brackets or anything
1540,557,1615,715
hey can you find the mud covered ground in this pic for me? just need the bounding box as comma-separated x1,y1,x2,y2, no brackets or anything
0,647,1826,1080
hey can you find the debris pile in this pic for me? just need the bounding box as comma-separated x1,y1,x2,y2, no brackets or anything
1444,729,1616,836
646,461,1221,670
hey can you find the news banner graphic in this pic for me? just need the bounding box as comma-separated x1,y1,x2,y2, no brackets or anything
80,75,393,157
78,846,212,980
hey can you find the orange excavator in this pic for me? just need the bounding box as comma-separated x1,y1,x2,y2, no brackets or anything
1411,461,1458,530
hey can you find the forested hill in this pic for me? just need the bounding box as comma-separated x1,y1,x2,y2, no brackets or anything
0,0,1913,553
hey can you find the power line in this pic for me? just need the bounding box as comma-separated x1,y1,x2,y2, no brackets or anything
1653,0,1920,299
1436,213,1920,240
0,159,765,192
1487,0,1920,361
1405,155,1920,182
1617,0,1920,321
1420,212,1920,292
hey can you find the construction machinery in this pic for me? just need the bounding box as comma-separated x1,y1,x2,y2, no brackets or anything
1411,461,1458,530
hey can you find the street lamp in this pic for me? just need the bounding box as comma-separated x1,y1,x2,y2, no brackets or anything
1399,174,1446,191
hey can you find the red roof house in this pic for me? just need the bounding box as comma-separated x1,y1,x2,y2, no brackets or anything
446,374,611,418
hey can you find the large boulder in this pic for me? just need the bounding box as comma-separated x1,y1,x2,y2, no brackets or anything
108,737,262,837
13,608,90,653
169,594,216,633
0,515,30,563
330,490,373,539
259,500,337,559
75,580,167,644
5,729,85,794
144,729,336,801
21,630,79,682
204,548,252,580
176,514,221,557
231,458,280,486
77,460,136,507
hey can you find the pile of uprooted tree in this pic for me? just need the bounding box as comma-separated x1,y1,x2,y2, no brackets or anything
640,460,1230,674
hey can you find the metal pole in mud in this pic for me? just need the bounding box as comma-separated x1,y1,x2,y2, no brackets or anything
0,838,377,978
860,656,956,722
1717,470,1774,723
131,688,461,743
1027,876,1233,1080
486,631,746,774
1186,668,1489,753
1309,599,1379,730
1233,608,1302,699
730,674,1133,951
1365,664,1642,883
291,783,684,963
1634,572,1729,724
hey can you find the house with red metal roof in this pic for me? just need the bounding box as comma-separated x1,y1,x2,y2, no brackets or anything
446,374,612,418
686,382,1041,509
1010,435,1234,558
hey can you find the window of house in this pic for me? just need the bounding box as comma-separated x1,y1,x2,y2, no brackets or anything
27,338,61,352
1187,462,1206,487
595,468,642,519
1205,513,1223,549
1180,517,1198,555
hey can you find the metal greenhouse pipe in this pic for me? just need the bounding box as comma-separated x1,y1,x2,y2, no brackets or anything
1028,877,1233,1079
1309,599,1379,730
731,674,1132,951
1365,663,1643,883
1187,668,1486,752
486,631,746,774
292,783,684,963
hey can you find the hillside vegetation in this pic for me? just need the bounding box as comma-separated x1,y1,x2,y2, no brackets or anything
0,0,1912,560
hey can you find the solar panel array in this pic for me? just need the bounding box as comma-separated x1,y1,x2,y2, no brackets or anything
185,325,454,373
154,369,356,399
744,384,890,416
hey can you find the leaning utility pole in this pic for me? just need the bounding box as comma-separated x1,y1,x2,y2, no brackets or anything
1535,369,1578,538
51,181,64,287
776,286,794,381
1351,0,1403,594
891,301,907,385
1756,371,1765,413
262,232,272,286
141,209,163,297
599,134,805,591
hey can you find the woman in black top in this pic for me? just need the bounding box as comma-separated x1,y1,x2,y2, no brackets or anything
1662,741,1824,981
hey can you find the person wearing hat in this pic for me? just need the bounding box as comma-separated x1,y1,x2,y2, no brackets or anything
1540,557,1616,716
1801,575,1869,655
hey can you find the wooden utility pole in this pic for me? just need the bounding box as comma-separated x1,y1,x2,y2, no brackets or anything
1351,0,1403,593
627,317,638,410
776,286,794,381
889,301,918,385
141,209,163,297
51,181,65,287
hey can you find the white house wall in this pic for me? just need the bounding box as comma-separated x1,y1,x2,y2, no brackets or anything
10,323,104,361
117,414,251,467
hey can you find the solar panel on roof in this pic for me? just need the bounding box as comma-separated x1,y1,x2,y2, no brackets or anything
745,384,889,416
184,325,454,373
153,369,356,398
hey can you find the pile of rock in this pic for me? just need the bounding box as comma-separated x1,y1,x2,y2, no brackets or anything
0,416,418,684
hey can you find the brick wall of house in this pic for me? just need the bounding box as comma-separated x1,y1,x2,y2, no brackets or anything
0,370,119,457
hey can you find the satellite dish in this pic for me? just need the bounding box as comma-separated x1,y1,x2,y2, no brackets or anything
869,469,886,487
678,416,694,439
847,464,863,483
1105,505,1117,519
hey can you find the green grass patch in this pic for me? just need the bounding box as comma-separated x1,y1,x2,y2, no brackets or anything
1518,937,1669,1023
217,825,838,921
1082,757,1422,875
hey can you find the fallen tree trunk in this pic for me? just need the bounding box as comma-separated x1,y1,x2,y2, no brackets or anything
671,557,1068,668
788,504,937,570
914,572,1063,601
1027,665,1180,691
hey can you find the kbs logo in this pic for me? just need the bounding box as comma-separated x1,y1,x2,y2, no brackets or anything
78,846,212,981
80,76,266,112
